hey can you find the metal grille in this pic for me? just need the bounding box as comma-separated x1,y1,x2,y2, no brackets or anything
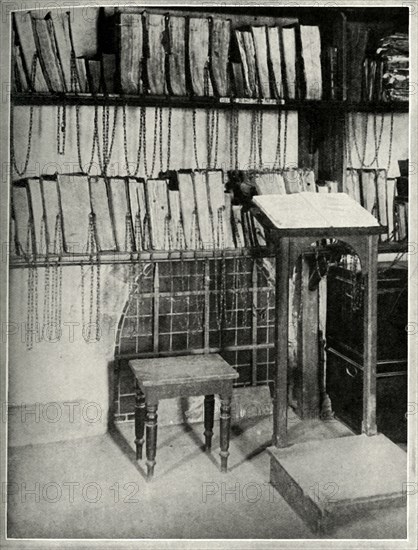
113,255,276,422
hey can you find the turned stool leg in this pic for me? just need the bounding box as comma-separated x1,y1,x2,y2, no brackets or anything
145,403,158,481
204,395,215,451
219,395,232,473
135,386,146,460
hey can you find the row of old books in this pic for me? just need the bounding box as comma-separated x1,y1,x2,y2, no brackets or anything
12,10,98,94
11,171,266,257
12,9,324,100
346,22,409,103
345,168,406,241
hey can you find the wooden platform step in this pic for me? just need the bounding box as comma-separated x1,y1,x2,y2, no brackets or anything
268,434,407,534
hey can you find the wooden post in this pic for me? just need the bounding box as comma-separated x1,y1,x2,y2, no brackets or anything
274,237,290,447
298,256,320,418
362,234,379,435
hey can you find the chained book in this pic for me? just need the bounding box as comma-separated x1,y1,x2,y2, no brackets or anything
253,192,381,230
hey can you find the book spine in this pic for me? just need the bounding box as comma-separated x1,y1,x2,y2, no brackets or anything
119,13,143,95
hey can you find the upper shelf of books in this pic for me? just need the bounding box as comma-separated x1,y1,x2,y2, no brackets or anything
11,6,409,111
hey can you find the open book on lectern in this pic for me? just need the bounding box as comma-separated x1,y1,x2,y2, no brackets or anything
252,192,382,231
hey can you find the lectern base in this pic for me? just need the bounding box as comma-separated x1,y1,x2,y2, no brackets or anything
268,434,407,535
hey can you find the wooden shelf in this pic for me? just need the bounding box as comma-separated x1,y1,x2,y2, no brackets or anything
377,241,409,254
12,93,409,113
8,247,272,269
9,241,406,268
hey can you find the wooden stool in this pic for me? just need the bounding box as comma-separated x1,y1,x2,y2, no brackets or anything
129,354,239,480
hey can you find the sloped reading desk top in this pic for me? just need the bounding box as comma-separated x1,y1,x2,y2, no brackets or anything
253,192,385,237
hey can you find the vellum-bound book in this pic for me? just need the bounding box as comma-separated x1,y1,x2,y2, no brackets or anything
119,13,143,95
41,176,63,255
253,192,381,231
267,27,284,99
189,18,211,96
255,171,286,195
210,19,231,97
168,189,185,250
299,25,322,100
167,15,187,96
146,13,166,95
206,170,234,248
26,178,46,255
360,169,377,215
57,173,91,254
89,176,116,252
252,26,271,98
145,178,170,250
193,171,214,249
12,184,32,256
108,177,130,251
376,169,388,241
127,177,148,250
178,171,196,249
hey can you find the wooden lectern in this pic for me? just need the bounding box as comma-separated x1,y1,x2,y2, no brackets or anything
253,193,407,533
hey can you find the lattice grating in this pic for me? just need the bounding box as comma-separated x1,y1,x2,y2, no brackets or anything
113,255,276,422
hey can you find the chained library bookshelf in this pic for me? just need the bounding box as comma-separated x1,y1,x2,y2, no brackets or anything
9,6,409,428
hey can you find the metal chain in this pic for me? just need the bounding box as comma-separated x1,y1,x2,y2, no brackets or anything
11,55,37,177
373,112,385,168
11,103,34,177
143,107,159,178
249,110,256,168
122,103,143,177
134,213,142,251
96,256,101,341
282,110,288,169
345,114,354,168
258,110,263,169
52,214,63,334
216,207,226,330
26,263,34,350
102,105,118,176
386,111,395,174
361,112,383,168
234,110,239,169
159,107,164,174
351,112,368,167
166,107,172,172
76,102,101,174
80,261,85,333
274,110,282,169
206,107,219,169
192,108,200,170
229,110,234,169
164,214,173,251
56,104,66,155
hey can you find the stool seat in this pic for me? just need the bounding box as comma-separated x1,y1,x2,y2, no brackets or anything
129,354,238,480
131,354,238,387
